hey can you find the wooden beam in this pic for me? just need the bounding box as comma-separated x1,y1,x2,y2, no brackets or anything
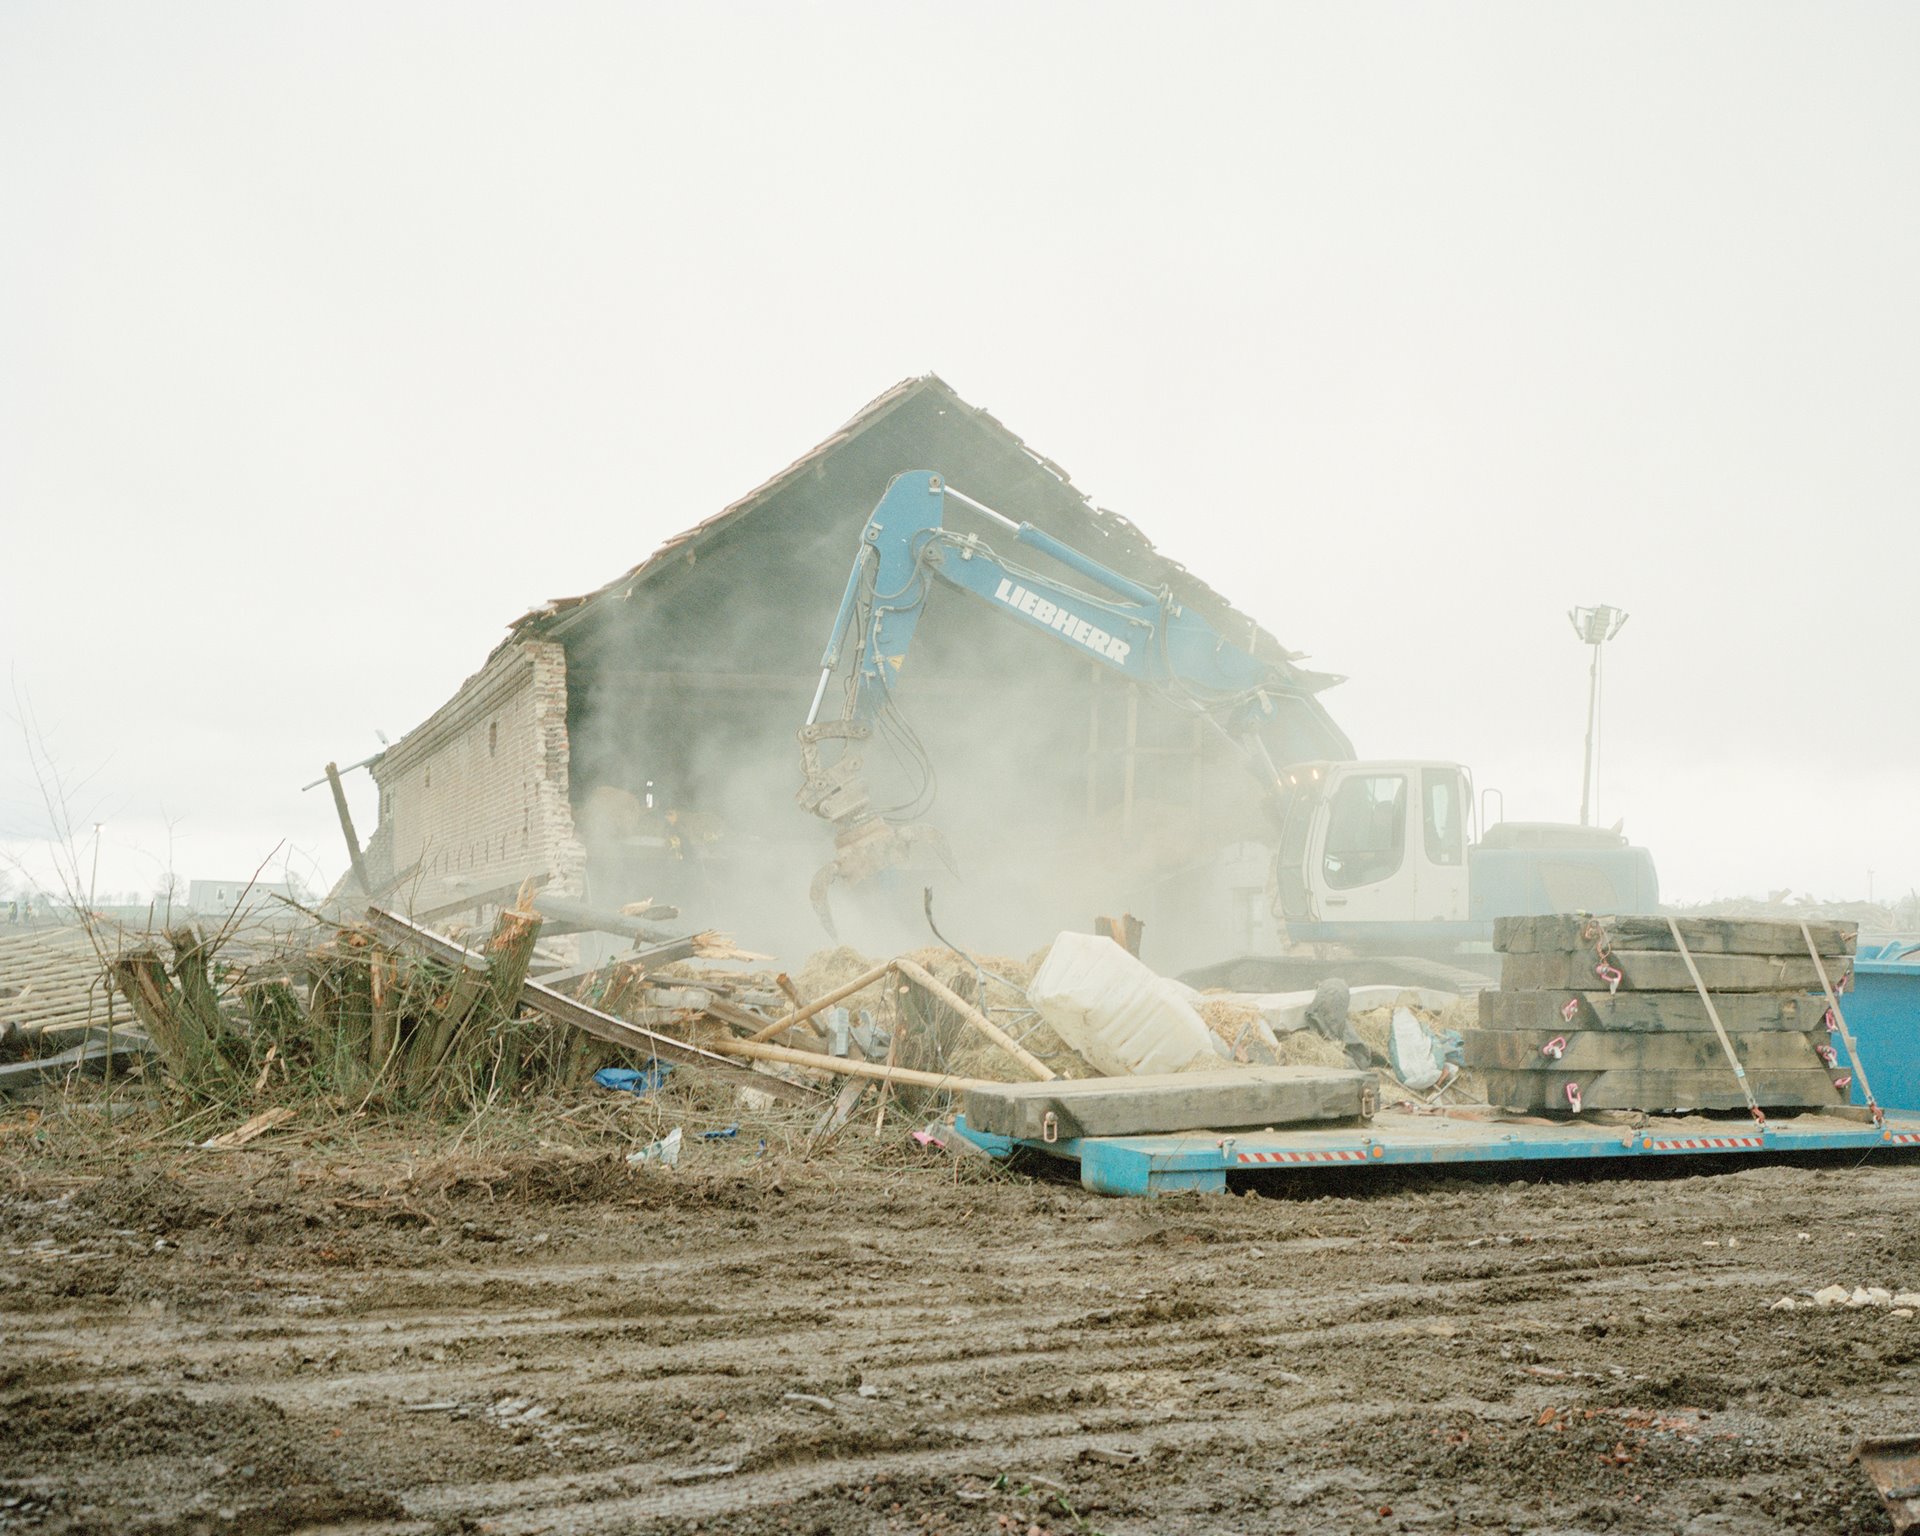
810,1076,871,1140
893,958,1054,1081
1498,949,1845,994
745,963,894,1043
1476,989,1823,1034
963,1065,1375,1141
531,896,681,944
412,880,544,926
325,762,373,896
1494,914,1856,957
1463,1028,1827,1072
534,936,700,989
1663,915,1764,1121
707,1035,993,1092
1482,1067,1846,1113
0,1034,150,1097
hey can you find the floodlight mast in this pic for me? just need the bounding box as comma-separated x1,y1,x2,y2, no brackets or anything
1568,604,1629,826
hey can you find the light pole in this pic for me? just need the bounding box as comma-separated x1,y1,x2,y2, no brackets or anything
1568,605,1629,827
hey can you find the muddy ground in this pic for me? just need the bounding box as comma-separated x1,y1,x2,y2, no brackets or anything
3,1102,1917,1536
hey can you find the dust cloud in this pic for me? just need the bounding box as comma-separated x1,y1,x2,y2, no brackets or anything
562,564,1285,974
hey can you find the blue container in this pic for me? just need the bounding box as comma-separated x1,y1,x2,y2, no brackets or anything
1845,942,1920,1114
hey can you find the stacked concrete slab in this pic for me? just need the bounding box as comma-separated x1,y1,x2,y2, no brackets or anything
963,1065,1377,1141
1470,915,1857,1113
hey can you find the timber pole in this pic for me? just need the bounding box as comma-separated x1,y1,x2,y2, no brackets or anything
325,762,374,895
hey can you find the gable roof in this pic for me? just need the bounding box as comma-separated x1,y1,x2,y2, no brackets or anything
502,374,1340,695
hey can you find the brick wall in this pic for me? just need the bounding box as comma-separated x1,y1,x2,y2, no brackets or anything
368,640,585,908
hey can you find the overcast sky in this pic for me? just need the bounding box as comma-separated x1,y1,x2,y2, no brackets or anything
3,2,1915,911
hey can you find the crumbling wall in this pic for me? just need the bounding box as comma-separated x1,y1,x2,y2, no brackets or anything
369,640,585,906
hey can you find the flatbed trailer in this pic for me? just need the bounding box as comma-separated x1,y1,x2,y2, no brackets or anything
954,1106,1920,1198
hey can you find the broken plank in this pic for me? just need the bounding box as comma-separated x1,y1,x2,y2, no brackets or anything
1482,1067,1848,1113
366,906,819,1106
704,998,785,1035
533,936,700,990
1476,990,1826,1034
1462,1028,1828,1073
1494,914,1855,957
963,1066,1377,1141
810,1076,871,1140
1497,950,1845,994
530,896,681,944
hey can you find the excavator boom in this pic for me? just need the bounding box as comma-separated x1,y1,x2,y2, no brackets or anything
797,471,1347,935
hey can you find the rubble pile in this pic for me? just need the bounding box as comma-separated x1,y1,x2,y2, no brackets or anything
8,876,1494,1140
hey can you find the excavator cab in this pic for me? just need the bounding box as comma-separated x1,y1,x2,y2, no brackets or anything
1280,760,1473,929
1279,758,1658,943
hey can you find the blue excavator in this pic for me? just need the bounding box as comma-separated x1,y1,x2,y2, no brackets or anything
797,469,1342,936
797,471,1656,966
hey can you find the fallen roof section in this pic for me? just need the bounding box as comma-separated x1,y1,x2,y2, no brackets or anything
0,924,126,1038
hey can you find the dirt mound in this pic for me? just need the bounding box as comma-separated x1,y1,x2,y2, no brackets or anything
1,1387,403,1535
1313,1404,1883,1531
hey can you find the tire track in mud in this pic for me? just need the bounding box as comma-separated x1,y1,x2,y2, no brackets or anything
6,1156,1918,1533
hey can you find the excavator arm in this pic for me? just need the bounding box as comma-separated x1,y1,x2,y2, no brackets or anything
797,470,1344,934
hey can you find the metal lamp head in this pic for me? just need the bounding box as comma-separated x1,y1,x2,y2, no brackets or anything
1569,604,1629,644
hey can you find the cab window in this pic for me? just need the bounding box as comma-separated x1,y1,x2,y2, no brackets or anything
1422,768,1464,866
1322,774,1406,889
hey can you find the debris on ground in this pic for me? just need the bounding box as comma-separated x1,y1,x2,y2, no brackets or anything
627,1126,683,1167
1788,1284,1920,1310
1027,932,1219,1076
1854,1433,1920,1536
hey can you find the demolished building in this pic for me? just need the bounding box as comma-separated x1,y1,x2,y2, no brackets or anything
357,376,1351,970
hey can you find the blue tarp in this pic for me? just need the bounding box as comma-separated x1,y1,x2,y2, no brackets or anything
593,1064,672,1095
